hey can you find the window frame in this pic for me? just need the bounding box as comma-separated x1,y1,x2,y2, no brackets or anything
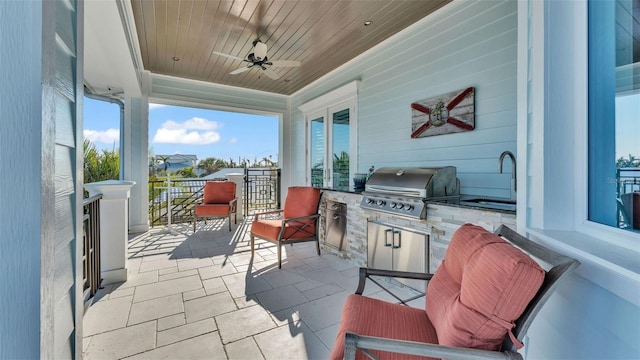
519,0,639,306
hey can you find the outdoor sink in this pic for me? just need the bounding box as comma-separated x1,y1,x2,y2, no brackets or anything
459,198,517,211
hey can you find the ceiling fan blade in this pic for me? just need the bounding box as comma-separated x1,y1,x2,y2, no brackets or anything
230,66,252,75
269,60,301,68
262,67,280,80
213,51,245,62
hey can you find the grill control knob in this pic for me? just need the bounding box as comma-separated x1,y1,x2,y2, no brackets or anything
405,205,414,211
390,202,397,208
396,203,404,210
365,198,374,204
376,199,386,206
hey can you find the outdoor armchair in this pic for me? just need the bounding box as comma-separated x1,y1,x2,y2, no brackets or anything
331,223,579,360
193,181,237,231
250,186,322,268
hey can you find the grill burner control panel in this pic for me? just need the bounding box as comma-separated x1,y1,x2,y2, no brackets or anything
360,194,426,219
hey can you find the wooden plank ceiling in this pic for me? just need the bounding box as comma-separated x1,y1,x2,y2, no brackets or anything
131,0,451,95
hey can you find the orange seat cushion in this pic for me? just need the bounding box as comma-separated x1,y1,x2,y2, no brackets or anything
195,204,231,216
251,187,320,241
425,223,544,351
250,219,316,240
203,181,236,204
330,294,439,360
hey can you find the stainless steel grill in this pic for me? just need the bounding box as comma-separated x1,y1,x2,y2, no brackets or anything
360,167,460,219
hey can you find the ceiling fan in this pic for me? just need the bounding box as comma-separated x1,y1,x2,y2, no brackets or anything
213,39,301,80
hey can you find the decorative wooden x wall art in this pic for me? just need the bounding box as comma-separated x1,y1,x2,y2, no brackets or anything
410,87,475,138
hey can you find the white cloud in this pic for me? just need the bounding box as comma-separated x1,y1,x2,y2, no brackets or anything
152,117,222,145
229,137,238,144
162,117,220,131
84,128,120,143
149,103,167,110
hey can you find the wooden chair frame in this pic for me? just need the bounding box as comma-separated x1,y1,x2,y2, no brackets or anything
342,224,580,360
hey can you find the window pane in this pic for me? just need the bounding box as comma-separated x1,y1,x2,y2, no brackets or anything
310,117,325,188
588,0,640,232
332,109,350,191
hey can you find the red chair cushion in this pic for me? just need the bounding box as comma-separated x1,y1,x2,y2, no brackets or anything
203,181,236,204
425,224,544,351
195,204,231,216
330,294,439,360
250,219,316,241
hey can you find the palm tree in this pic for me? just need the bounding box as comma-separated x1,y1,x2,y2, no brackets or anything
617,154,640,168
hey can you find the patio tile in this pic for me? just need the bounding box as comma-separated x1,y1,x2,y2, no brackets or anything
300,267,348,286
128,293,184,326
198,263,238,280
84,321,156,360
183,288,207,301
158,267,178,275
225,337,264,360
202,277,227,295
255,284,309,313
323,254,358,271
158,268,198,282
123,332,224,359
254,321,331,360
133,275,202,302
222,272,272,299
177,257,214,271
138,258,177,272
118,271,159,289
184,292,236,323
302,283,345,301
294,291,349,331
260,269,307,288
84,296,132,336
270,308,301,326
157,318,217,347
108,284,135,299
315,323,340,350
216,305,277,344
233,296,260,309
157,313,185,331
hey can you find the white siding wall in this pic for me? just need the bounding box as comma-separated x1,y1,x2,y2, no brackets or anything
290,0,517,198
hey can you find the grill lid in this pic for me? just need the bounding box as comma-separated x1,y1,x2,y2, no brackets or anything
360,166,460,219
364,166,459,198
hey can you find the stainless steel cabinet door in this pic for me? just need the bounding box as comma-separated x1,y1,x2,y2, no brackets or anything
367,222,393,270
392,228,427,292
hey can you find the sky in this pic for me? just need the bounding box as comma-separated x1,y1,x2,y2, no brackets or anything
83,98,279,165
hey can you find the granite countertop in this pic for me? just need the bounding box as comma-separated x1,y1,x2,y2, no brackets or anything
428,196,517,214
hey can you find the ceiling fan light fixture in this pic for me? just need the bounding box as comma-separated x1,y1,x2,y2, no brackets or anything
363,20,373,26
254,41,268,60
172,56,180,61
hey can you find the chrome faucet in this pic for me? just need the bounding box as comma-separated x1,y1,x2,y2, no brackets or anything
499,151,517,200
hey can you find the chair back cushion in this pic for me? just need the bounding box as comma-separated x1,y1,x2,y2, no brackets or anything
203,181,236,204
425,223,544,351
283,187,321,219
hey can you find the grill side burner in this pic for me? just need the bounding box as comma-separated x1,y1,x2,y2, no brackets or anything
360,167,460,219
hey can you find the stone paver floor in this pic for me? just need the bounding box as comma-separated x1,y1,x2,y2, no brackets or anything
83,217,423,359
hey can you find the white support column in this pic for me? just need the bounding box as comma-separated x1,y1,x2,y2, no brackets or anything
123,95,150,232
85,180,136,285
226,173,245,219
